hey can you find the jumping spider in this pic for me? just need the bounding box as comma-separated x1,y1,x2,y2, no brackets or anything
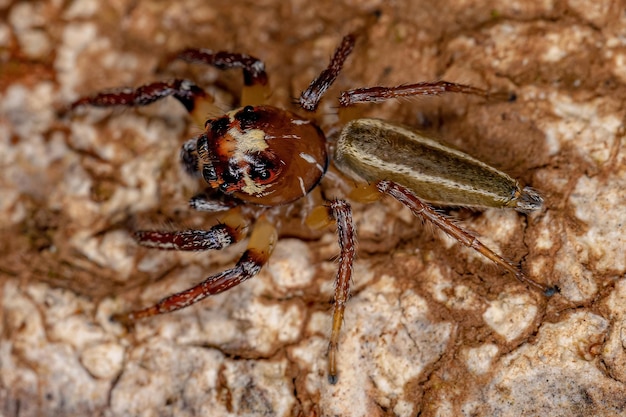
68,33,556,384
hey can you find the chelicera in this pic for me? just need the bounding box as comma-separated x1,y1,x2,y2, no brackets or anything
68,34,557,384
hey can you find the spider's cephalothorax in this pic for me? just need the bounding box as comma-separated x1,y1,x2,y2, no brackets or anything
186,105,328,206
68,33,557,385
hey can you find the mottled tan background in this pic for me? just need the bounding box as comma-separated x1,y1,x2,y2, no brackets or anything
1,0,626,416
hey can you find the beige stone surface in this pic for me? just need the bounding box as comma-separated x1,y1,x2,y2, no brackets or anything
1,0,626,416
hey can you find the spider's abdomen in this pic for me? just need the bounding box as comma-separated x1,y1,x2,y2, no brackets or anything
334,118,542,212
196,105,328,206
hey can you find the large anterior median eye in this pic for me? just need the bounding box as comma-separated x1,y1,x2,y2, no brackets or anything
235,105,260,129
248,156,279,184
250,166,270,181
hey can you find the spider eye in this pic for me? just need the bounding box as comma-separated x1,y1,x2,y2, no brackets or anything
251,167,270,181
207,116,229,137
249,160,276,183
235,105,260,129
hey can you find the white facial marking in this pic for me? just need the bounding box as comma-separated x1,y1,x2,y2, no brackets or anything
225,110,268,158
229,126,268,156
298,176,307,196
266,134,301,139
299,152,316,164
223,110,274,198
241,173,273,196
299,152,325,173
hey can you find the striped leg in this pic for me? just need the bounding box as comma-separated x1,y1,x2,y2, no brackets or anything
68,79,218,126
174,49,269,106
115,215,277,323
298,34,356,112
188,191,238,213
68,48,272,122
326,200,356,384
339,81,514,107
135,209,247,251
377,180,557,295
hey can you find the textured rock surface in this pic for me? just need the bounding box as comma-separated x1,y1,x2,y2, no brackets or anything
1,0,625,416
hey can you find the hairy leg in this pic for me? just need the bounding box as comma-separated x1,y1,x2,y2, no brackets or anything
326,199,356,384
115,215,277,323
377,180,556,295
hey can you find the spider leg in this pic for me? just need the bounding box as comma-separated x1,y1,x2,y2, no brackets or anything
188,191,238,213
175,49,269,106
376,180,555,294
326,199,356,384
339,81,514,107
135,209,248,251
68,79,218,126
114,215,276,323
299,34,356,112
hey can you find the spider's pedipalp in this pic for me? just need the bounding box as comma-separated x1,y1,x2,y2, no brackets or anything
180,138,200,176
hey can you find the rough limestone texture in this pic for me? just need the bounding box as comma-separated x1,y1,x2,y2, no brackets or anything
1,0,626,416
